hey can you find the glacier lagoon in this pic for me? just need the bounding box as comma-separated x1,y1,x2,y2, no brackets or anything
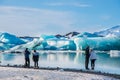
0,32,120,75
0,51,120,75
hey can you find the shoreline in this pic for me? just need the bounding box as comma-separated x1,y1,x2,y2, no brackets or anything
1,50,111,54
0,65,120,79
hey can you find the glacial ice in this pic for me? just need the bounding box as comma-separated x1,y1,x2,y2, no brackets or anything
0,32,25,44
0,32,120,51
74,37,120,51
22,36,76,50
0,32,25,50
45,39,76,50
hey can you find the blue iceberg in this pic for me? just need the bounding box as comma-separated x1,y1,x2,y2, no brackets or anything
74,37,120,51
0,32,25,44
1,32,120,51
0,32,26,50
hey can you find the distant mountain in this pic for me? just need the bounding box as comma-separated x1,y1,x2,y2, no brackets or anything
94,25,120,37
65,31,80,38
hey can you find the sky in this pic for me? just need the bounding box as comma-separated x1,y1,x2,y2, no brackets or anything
0,0,120,36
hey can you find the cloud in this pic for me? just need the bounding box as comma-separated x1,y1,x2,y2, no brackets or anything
0,6,76,36
43,2,91,8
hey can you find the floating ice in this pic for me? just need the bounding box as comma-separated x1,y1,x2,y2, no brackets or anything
0,30,120,51
109,50,120,57
0,32,25,44
74,37,120,51
45,39,76,50
33,35,76,50
0,32,25,50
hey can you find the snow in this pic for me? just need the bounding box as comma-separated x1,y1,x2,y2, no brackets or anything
94,25,120,37
0,67,119,80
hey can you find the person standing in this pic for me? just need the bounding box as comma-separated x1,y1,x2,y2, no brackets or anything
85,46,90,70
90,49,97,70
32,50,39,68
24,48,30,68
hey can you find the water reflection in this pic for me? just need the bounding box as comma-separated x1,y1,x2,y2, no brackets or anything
2,53,15,61
0,51,120,74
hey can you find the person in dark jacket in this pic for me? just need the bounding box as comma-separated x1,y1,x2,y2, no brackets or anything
24,48,30,67
85,46,90,70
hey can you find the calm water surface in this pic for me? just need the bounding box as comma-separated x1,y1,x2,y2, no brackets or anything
0,51,120,74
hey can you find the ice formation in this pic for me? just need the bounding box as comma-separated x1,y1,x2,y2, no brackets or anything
0,32,25,44
0,32,25,50
0,25,120,51
74,37,120,51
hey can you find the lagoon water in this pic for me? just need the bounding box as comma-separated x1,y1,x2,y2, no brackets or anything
0,51,120,74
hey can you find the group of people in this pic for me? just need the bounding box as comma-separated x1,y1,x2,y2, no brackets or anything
24,48,39,68
24,46,97,70
85,46,97,70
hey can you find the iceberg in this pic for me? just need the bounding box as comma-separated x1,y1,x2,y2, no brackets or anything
109,50,120,57
45,39,76,50
73,32,99,38
0,32,25,44
40,34,57,40
0,43,14,50
33,35,76,50
26,38,76,50
1,30,120,51
10,35,76,50
9,38,43,50
20,36,35,42
0,32,26,50
74,37,120,51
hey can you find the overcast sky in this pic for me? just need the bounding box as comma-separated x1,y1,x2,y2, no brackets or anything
0,0,120,36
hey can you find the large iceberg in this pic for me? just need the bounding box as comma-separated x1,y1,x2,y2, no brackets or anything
0,32,25,50
10,35,76,50
31,35,76,50
74,37,120,51
0,32,25,44
4,34,120,51
94,25,120,37
45,39,76,50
